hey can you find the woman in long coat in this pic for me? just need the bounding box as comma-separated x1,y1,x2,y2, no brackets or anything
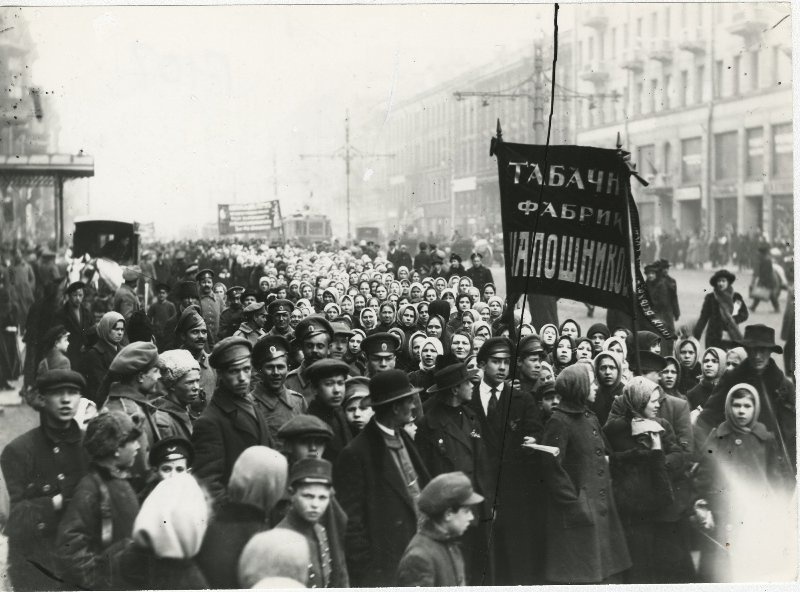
541,364,631,584
693,269,749,350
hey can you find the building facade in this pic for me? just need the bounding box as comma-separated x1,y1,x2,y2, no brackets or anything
0,8,62,244
353,3,792,246
572,3,792,243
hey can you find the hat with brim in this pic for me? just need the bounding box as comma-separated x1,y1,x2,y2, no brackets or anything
426,362,479,394
709,269,736,287
369,369,421,406
738,324,783,353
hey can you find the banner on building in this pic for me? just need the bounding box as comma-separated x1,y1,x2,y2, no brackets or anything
490,135,673,339
218,200,283,235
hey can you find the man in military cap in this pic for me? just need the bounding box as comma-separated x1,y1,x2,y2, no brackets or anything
285,315,334,403
251,335,308,445
396,472,485,587
234,301,268,346
468,336,543,584
277,458,349,588
240,288,258,308
268,298,296,340
516,335,546,395
174,305,216,407
218,285,245,339
196,268,221,345
114,265,142,321
335,370,430,587
191,337,275,503
1,370,90,591
147,282,176,351
306,359,352,463
162,280,201,350
57,280,94,368
361,331,399,377
104,341,179,491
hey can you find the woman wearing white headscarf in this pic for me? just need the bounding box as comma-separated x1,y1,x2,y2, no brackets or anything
115,473,210,589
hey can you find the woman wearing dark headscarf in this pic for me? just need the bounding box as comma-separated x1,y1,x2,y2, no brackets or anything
80,311,125,405
197,446,288,589
603,377,689,583
659,356,685,400
686,347,727,414
552,335,576,377
541,364,631,584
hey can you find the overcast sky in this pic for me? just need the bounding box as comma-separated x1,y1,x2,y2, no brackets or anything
23,4,560,238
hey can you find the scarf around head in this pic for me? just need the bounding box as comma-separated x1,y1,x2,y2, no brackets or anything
228,445,288,514
555,363,591,408
724,383,761,434
702,347,728,382
132,474,209,559
621,377,665,435
97,311,125,349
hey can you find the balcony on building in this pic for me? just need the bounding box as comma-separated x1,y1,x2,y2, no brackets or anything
727,7,770,39
678,27,706,55
580,60,609,85
582,6,608,31
620,45,644,72
648,38,673,63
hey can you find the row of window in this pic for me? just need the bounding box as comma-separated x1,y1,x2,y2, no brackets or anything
634,123,792,185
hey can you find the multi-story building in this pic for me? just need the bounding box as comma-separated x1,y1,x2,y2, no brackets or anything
353,3,792,246
352,21,577,240
572,3,792,243
0,8,62,243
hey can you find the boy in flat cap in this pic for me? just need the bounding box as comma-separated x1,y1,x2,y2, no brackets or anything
1,370,90,591
277,458,349,588
335,370,430,587
57,411,142,590
306,359,352,463
467,336,544,585
251,335,308,445
173,306,216,409
234,301,268,346
191,337,276,504
286,316,334,404
196,268,221,345
138,436,194,502
267,299,296,341
395,472,484,586
103,341,179,491
342,377,373,436
146,282,175,351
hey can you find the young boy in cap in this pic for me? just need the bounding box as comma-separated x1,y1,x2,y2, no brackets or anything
138,436,194,502
56,411,142,590
277,458,349,588
395,471,484,586
56,280,93,369
251,335,308,445
1,370,90,591
342,376,373,436
306,359,353,463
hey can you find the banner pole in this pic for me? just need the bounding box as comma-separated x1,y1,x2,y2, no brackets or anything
617,133,641,376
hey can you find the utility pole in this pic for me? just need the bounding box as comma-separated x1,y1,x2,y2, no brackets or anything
272,154,278,199
300,110,394,243
533,33,545,143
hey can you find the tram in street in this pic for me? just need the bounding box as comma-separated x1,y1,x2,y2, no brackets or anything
282,212,332,246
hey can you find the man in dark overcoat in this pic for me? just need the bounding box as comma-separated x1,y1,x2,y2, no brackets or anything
415,361,493,585
1,370,90,591
467,336,544,584
464,252,494,292
334,370,430,587
191,337,276,504
56,281,94,369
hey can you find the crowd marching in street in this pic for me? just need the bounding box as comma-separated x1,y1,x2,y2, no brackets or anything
0,234,795,589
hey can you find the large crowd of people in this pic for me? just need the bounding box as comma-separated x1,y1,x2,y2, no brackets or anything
0,234,795,588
